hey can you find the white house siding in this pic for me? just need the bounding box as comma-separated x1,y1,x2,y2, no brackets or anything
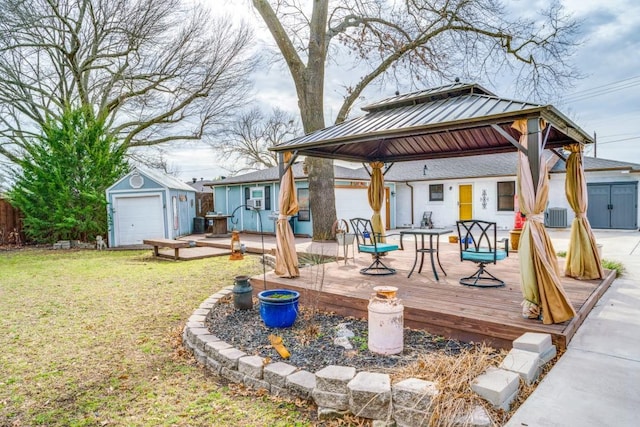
396,170,639,232
395,183,416,228
335,187,382,226
396,177,516,230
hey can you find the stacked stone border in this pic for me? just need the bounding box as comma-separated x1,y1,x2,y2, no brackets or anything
183,287,557,426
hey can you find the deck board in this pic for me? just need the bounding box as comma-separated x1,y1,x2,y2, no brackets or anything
251,241,615,350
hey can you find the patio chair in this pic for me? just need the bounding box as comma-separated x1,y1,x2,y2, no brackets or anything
456,220,509,287
420,211,434,229
350,218,400,275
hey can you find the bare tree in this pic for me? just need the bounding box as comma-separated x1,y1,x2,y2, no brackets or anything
0,0,256,166
213,107,300,174
251,0,580,239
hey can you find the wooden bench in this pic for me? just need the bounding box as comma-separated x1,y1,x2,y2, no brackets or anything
143,238,190,260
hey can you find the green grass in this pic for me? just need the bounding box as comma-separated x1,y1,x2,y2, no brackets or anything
557,250,625,277
0,249,313,426
602,258,625,277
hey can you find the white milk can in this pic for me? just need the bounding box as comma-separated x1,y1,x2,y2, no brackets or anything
368,286,404,355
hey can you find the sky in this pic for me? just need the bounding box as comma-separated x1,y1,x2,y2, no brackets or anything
168,0,640,182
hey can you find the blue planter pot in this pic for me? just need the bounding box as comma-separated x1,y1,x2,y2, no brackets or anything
258,289,300,328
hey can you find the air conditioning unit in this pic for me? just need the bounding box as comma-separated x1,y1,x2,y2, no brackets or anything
545,207,567,228
248,198,263,210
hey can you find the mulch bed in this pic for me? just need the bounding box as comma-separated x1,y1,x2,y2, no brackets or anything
206,294,477,373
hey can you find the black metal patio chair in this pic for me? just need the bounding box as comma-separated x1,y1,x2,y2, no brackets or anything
420,211,434,229
350,218,400,276
456,220,509,287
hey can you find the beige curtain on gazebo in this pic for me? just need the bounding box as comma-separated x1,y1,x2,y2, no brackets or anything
564,144,604,280
275,152,300,278
513,119,576,324
367,161,386,242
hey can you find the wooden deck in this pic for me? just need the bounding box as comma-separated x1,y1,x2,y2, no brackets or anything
250,239,615,351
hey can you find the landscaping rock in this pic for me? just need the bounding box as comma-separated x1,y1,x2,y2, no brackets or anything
348,372,392,420
264,362,297,387
286,370,316,399
392,377,438,409
499,348,542,385
471,367,519,411
238,355,265,379
217,347,247,369
315,365,356,393
317,406,349,420
311,389,350,411
204,340,232,359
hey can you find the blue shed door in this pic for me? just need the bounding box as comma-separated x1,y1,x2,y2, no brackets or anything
587,183,637,230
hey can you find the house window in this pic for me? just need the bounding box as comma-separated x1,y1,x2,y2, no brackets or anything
429,184,444,201
244,186,271,210
497,181,515,211
297,188,310,221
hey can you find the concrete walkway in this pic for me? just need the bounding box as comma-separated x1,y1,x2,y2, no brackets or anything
506,229,640,427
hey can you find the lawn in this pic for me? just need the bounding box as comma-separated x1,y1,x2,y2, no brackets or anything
0,249,314,426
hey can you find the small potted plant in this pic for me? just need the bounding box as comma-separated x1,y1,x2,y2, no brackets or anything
257,289,300,328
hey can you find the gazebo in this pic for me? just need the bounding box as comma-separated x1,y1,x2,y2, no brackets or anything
264,82,612,348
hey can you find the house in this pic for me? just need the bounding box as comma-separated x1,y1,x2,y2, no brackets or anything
208,162,396,236
106,166,196,247
207,152,639,233
388,152,639,231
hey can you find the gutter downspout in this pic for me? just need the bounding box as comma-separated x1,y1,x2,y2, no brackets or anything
405,181,415,226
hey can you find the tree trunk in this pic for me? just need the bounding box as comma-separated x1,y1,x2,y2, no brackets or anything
298,81,337,241
306,157,336,240
299,0,337,241
253,0,337,240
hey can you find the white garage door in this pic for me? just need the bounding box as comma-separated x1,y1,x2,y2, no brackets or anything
335,188,385,225
115,195,165,245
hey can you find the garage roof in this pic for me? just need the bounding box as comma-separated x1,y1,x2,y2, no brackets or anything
270,82,594,163
123,166,196,192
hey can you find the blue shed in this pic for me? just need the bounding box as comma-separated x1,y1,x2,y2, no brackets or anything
105,166,196,247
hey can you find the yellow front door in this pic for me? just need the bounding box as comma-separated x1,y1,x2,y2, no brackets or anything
459,185,473,220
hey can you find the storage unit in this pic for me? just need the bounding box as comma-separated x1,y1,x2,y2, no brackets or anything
587,182,638,229
105,166,196,247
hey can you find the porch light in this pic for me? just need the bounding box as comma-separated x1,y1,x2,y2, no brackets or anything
423,165,428,175
229,230,244,260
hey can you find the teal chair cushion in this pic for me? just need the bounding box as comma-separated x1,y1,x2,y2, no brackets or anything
359,243,399,253
461,248,507,263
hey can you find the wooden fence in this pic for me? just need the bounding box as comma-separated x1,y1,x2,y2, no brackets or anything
0,197,24,244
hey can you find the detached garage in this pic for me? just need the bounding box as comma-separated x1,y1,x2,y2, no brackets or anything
106,167,196,247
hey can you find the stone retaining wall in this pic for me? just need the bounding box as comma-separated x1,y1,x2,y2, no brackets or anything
183,287,555,426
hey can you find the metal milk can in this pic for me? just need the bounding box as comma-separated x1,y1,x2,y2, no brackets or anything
368,286,404,355
232,275,253,310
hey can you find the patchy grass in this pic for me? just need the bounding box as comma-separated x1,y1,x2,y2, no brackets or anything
602,258,625,277
0,249,313,426
1,248,562,426
558,250,625,278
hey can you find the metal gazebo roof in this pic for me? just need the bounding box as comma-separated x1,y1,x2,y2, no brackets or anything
270,83,594,163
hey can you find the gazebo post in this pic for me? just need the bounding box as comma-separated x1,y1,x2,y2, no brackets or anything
527,117,540,194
